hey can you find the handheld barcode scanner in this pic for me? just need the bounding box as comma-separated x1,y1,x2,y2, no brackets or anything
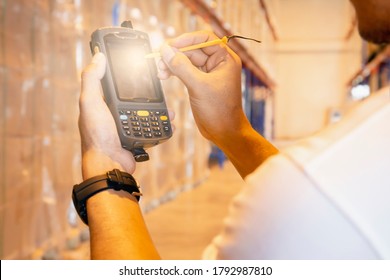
90,20,172,162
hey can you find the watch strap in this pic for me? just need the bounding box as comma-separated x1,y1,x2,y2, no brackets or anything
72,169,142,225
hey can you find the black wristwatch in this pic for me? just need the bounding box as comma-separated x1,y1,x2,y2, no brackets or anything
72,169,142,225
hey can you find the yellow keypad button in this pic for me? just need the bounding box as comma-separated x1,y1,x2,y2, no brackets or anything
160,115,168,121
137,110,150,117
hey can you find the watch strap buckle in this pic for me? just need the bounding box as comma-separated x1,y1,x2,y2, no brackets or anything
131,191,143,198
107,169,125,188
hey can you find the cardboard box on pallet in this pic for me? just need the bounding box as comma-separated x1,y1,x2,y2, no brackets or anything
0,67,4,157
4,68,36,137
31,1,52,75
2,136,36,259
32,75,55,137
3,137,36,204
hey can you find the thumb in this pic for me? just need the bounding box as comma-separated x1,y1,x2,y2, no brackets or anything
160,44,201,88
81,52,106,99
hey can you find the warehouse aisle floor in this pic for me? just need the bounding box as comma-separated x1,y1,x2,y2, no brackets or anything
145,160,245,259
63,160,245,260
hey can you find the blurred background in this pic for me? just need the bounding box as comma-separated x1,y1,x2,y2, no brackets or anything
0,0,389,259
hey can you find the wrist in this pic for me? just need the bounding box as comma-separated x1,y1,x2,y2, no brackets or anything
212,116,279,178
211,111,252,147
82,148,135,179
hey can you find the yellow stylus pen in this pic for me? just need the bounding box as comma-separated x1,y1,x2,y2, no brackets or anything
145,36,230,59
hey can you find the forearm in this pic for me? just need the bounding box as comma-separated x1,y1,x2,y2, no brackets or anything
81,154,160,260
214,114,279,179
87,189,161,260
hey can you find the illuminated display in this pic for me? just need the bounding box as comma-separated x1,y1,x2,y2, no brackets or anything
105,38,159,101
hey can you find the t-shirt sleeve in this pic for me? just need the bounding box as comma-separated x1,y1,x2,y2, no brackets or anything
202,154,377,259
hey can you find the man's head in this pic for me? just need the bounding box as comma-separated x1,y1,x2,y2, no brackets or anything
350,0,390,44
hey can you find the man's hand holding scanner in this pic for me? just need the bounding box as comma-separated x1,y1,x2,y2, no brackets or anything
157,31,278,178
79,52,136,180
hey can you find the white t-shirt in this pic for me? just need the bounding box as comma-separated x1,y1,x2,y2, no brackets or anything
203,86,390,259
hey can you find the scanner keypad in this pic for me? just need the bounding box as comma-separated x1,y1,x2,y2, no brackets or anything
119,110,170,138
